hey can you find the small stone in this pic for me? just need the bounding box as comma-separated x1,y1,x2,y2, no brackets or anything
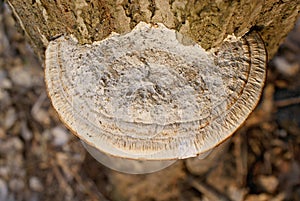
0,137,24,155
0,70,7,81
273,56,299,76
9,137,24,152
0,70,12,89
0,178,8,201
276,129,287,138
0,167,9,179
29,177,43,192
245,194,271,201
0,89,11,109
51,126,69,146
3,108,17,130
9,66,34,88
41,129,51,141
21,121,33,141
0,128,5,139
245,193,285,201
32,109,51,126
257,175,279,193
227,185,247,201
9,178,24,192
271,193,285,201
31,93,51,126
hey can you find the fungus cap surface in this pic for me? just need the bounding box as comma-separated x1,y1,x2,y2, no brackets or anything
45,22,266,160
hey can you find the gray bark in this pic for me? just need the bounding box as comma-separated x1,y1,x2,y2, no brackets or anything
6,0,300,61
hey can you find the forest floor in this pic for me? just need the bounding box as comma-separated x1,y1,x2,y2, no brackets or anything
0,3,300,201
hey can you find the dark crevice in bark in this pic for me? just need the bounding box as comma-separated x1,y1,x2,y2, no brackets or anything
148,0,156,19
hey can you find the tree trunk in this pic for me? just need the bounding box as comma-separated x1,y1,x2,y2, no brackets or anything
6,0,300,61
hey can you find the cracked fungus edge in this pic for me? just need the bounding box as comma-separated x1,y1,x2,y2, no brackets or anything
44,22,267,160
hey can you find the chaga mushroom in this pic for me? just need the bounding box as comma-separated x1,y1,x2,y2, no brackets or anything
45,22,266,174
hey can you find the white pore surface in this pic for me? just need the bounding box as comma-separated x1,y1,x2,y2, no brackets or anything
81,140,176,174
45,22,266,161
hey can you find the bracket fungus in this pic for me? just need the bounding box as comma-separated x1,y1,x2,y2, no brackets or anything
45,22,266,174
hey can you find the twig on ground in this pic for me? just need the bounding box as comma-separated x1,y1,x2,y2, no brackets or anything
189,176,231,201
275,97,300,108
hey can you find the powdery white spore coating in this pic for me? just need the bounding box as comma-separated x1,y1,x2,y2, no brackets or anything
45,22,266,160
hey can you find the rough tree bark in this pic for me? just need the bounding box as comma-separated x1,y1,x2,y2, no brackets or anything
6,0,300,61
